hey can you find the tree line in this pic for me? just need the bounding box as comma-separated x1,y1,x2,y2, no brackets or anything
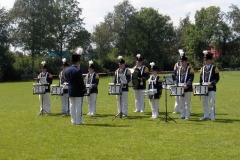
0,0,240,81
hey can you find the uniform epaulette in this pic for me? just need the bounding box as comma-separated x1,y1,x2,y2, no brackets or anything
158,77,163,82
144,66,149,73
95,73,99,79
200,68,203,74
190,67,194,74
215,66,219,73
174,63,177,70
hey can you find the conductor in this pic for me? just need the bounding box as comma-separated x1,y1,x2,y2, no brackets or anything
64,47,86,125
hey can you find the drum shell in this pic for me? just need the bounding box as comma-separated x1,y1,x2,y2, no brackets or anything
193,85,208,96
170,86,184,96
51,86,63,95
33,84,46,94
108,83,122,95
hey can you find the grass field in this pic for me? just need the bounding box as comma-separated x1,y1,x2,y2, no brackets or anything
0,71,240,159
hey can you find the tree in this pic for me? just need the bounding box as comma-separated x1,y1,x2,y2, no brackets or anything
104,0,136,55
0,7,12,81
10,0,54,74
91,22,113,59
127,7,175,70
51,0,84,60
184,6,227,67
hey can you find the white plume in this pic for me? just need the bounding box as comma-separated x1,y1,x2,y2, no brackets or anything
203,50,208,55
150,62,155,67
178,49,185,56
89,60,93,65
41,61,46,65
136,54,141,58
75,47,83,55
118,56,123,60
62,58,66,63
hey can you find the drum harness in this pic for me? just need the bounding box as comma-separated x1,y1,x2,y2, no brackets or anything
134,65,145,85
116,68,127,87
202,65,213,84
177,66,190,97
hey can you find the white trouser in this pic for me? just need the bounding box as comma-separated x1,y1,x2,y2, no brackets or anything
39,93,50,113
202,91,215,119
60,93,69,114
150,99,159,118
69,97,83,124
174,96,181,113
116,91,128,115
179,92,191,118
134,89,145,111
86,93,97,115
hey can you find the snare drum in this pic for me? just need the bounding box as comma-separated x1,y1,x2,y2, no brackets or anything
193,83,208,96
33,83,46,94
51,85,63,95
108,83,122,95
143,89,157,96
170,85,184,96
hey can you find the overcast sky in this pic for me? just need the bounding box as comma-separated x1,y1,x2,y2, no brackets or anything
0,0,238,33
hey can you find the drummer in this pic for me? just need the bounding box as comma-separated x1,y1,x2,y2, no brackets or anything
113,56,131,116
148,62,162,119
59,58,69,115
133,54,150,113
85,60,99,116
199,51,220,121
176,55,194,120
38,61,53,115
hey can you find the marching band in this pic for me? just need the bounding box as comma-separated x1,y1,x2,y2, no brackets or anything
33,48,220,123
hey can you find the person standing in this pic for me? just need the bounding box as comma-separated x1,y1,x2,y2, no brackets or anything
59,58,69,115
148,62,162,119
85,60,99,116
133,54,150,113
38,61,52,115
172,49,185,114
176,55,194,120
64,47,86,125
114,56,131,117
200,51,220,121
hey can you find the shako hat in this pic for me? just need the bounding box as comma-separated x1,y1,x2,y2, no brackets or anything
118,56,125,64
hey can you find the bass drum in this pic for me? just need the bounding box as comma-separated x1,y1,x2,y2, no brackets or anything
131,67,141,88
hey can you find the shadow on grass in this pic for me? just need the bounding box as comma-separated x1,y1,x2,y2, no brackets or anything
84,123,131,127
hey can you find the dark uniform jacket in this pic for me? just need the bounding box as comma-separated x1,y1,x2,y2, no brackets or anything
64,65,86,97
148,75,163,99
85,72,99,94
200,64,220,92
114,68,131,92
38,72,52,93
59,70,68,94
176,65,194,92
133,65,150,90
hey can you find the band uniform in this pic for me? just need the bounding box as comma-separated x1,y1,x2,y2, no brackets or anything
133,54,150,113
148,65,162,119
64,49,86,125
176,56,194,120
114,56,131,116
200,52,220,121
59,58,69,114
38,62,53,114
85,61,99,116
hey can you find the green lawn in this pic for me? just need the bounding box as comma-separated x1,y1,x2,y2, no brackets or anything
0,71,240,159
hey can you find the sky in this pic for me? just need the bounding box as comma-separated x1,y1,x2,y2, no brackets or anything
0,0,239,33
